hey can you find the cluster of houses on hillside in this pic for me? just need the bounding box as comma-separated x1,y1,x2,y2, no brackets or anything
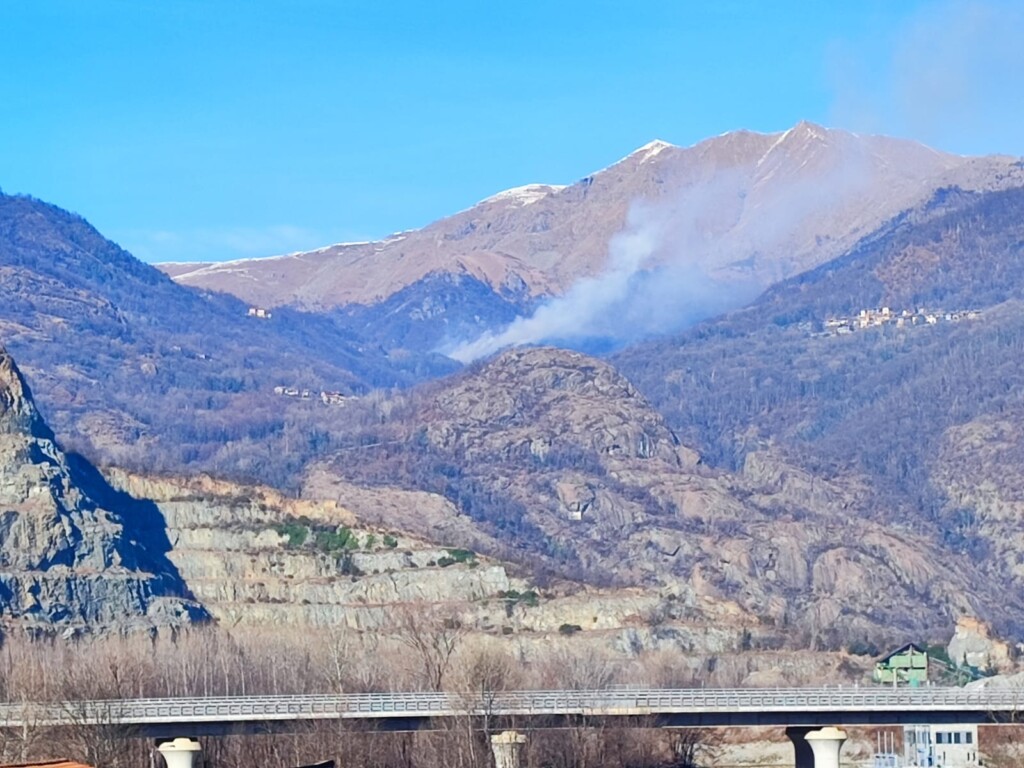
823,307,981,337
273,386,354,406
247,306,273,319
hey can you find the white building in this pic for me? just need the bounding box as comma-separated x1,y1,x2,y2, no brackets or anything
904,724,980,768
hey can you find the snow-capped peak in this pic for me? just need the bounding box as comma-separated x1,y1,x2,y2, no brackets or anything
484,184,566,207
791,120,830,142
755,121,833,168
633,139,676,163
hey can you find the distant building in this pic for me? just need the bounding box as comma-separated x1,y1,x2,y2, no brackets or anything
247,307,273,319
904,723,980,767
873,643,930,686
320,391,350,406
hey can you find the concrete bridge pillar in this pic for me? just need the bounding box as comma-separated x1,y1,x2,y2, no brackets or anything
786,727,847,768
157,737,202,768
806,727,847,768
491,730,527,768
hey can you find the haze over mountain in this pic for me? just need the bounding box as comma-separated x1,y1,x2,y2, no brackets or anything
160,122,1023,357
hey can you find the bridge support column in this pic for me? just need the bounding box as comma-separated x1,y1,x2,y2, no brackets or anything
491,730,527,768
786,727,847,768
806,727,847,768
786,727,814,768
157,737,202,768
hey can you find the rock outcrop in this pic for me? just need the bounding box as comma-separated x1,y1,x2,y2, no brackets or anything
107,469,768,660
947,617,1012,672
108,469,522,629
306,346,1005,645
422,348,697,468
0,346,207,633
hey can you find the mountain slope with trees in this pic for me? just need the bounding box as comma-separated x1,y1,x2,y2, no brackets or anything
0,193,455,475
613,184,1024,638
300,346,1021,647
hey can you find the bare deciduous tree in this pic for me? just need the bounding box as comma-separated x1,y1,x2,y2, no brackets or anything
394,606,465,691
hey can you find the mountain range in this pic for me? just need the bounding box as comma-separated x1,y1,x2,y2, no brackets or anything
3,121,1024,650
158,122,1024,354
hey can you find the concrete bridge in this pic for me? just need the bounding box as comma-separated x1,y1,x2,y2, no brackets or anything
2,686,1020,768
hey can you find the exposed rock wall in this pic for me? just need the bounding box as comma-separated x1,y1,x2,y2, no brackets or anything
0,347,206,633
107,470,521,629
107,470,769,657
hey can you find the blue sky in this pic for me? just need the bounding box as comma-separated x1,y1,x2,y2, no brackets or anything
1,1,1022,264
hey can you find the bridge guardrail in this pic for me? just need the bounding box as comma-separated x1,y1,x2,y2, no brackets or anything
0,687,1020,727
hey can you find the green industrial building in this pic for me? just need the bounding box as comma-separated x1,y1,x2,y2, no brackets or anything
873,643,930,686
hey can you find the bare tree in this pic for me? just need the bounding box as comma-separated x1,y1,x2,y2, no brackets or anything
394,606,465,691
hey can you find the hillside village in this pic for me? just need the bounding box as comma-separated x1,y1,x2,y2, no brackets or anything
822,307,981,337
273,385,355,406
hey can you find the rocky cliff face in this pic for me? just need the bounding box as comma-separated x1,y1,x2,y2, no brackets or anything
0,346,207,633
302,347,1004,646
106,469,771,661
108,470,519,630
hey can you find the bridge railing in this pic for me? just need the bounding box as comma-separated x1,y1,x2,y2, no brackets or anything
0,687,1020,727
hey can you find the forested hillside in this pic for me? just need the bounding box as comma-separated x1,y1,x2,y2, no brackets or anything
0,193,454,474
6,179,1024,650
614,184,1024,620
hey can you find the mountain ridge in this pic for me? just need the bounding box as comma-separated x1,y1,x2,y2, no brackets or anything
0,191,455,475
159,122,1016,320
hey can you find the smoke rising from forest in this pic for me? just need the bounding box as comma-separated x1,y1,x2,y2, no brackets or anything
446,153,871,363
446,202,719,363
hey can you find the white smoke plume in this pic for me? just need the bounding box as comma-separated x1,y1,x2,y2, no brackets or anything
447,205,669,363
444,148,874,364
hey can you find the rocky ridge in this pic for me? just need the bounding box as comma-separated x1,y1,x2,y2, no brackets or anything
303,346,1007,646
0,346,206,633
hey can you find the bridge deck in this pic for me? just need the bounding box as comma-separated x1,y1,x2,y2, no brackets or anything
2,687,1020,736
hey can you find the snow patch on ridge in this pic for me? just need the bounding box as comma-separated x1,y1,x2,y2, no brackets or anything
633,139,676,163
756,128,795,168
483,184,567,207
